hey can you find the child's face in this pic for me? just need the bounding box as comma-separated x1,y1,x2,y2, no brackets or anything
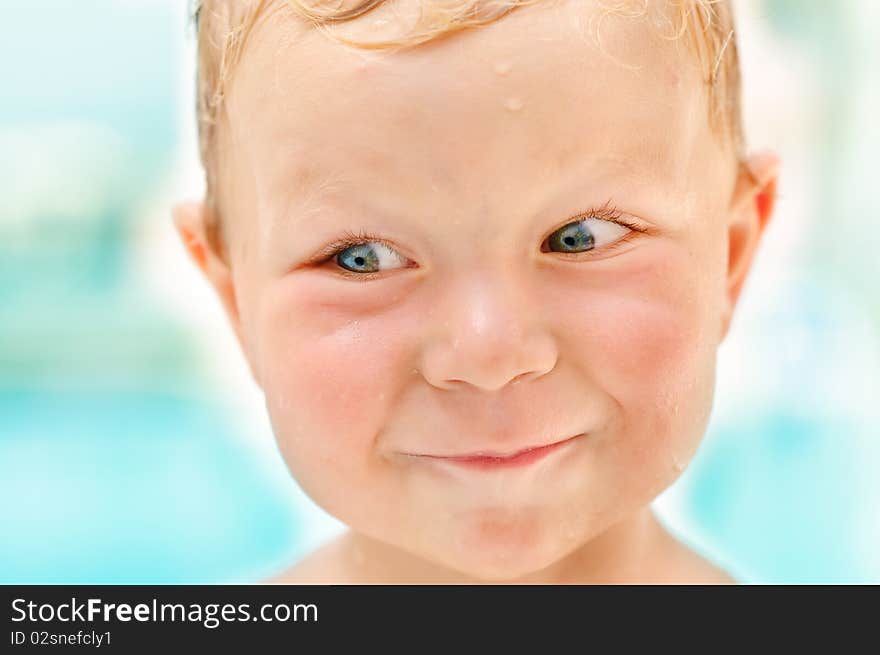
180,0,776,579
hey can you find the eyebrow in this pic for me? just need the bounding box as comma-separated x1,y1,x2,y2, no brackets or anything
268,140,680,237
265,158,355,232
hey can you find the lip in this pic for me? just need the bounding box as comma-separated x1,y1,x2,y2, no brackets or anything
405,433,586,471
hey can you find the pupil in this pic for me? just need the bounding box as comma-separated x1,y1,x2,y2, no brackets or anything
355,256,365,265
564,236,575,246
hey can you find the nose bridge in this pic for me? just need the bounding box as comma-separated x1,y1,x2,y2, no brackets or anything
419,267,558,392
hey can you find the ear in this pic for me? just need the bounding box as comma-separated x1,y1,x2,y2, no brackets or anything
171,200,261,387
719,151,781,341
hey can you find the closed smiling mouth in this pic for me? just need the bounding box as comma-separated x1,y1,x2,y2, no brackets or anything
401,433,586,470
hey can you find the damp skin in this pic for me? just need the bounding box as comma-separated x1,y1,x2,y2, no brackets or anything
494,60,513,75
504,97,524,112
198,0,770,583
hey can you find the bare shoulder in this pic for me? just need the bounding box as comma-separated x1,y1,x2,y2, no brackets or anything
671,548,738,584
260,534,350,585
649,517,738,585
660,536,738,585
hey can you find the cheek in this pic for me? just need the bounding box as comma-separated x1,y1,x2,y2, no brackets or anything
252,288,405,479
559,243,724,479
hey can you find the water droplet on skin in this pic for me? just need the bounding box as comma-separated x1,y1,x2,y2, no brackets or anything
504,97,524,112
494,60,512,75
671,452,685,474
671,438,698,475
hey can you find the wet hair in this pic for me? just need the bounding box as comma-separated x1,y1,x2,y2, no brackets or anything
191,0,744,259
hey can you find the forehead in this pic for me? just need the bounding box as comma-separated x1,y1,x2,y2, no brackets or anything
225,0,713,225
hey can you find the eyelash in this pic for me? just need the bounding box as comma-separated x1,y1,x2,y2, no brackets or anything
312,200,647,281
542,200,646,258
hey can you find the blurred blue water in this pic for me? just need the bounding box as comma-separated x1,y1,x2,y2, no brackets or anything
675,273,880,584
0,0,308,584
0,390,298,584
687,412,868,583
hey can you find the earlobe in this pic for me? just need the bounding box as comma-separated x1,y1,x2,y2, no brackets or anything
171,201,260,387
171,201,239,327
172,201,212,274
720,151,781,341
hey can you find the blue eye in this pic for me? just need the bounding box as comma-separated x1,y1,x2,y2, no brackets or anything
336,241,407,274
544,217,631,253
323,209,637,280
547,221,595,252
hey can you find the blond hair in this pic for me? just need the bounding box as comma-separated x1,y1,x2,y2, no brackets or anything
192,0,744,258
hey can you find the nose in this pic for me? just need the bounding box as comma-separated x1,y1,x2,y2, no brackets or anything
418,271,558,392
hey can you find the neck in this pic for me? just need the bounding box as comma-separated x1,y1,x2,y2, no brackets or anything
339,506,674,584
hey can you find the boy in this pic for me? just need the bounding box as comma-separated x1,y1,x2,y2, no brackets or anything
173,0,779,583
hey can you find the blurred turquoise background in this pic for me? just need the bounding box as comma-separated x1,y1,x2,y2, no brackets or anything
1,0,878,583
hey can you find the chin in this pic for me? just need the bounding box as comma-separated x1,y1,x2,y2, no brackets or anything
442,543,567,583
434,512,573,582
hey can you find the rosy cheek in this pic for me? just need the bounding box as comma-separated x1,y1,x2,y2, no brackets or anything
254,291,400,466
559,247,720,470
